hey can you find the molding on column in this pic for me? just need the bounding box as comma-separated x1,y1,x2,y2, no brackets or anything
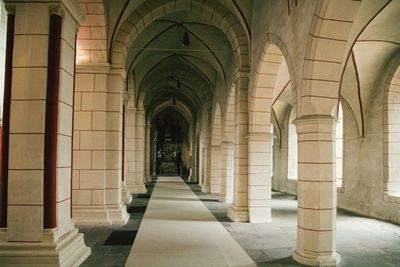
221,140,234,146
245,132,274,142
219,195,233,203
228,206,249,222
109,64,127,79
49,5,65,17
293,249,340,267
76,63,110,74
61,0,85,25
233,67,250,81
293,114,335,126
4,5,15,14
126,183,147,195
123,91,129,106
106,203,130,226
72,203,129,226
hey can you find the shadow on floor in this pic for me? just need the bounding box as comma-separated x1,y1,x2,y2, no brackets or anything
78,181,156,267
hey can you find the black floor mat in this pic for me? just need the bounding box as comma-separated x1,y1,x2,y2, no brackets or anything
201,199,219,202
127,205,147,213
136,193,151,198
103,231,137,246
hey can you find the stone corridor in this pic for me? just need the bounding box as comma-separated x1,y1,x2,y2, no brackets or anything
1,1,400,266
78,177,400,267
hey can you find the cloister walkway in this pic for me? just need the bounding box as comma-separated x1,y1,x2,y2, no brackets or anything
125,176,256,267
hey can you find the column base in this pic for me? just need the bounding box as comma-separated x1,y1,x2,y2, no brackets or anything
127,183,147,195
227,206,249,222
0,228,90,267
219,195,233,203
145,175,152,183
106,203,130,226
201,185,210,193
293,249,340,266
72,203,129,226
249,206,271,223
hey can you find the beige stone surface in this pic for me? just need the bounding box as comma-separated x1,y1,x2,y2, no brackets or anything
126,176,256,267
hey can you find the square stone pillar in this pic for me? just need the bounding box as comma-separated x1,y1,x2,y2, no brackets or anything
72,64,129,226
125,107,146,194
228,74,250,222
135,108,146,185
145,124,151,181
189,123,197,182
0,1,90,265
292,115,340,266
201,108,212,193
210,144,222,193
246,132,273,223
220,140,234,203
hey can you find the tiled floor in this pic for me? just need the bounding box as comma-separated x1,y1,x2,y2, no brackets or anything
78,178,400,267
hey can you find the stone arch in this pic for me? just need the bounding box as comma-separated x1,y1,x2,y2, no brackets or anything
210,102,222,193
76,0,107,64
384,58,400,198
111,0,249,68
300,0,362,116
247,34,295,223
249,33,296,133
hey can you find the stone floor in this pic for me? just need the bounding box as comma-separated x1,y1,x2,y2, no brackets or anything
125,176,255,266
77,178,400,267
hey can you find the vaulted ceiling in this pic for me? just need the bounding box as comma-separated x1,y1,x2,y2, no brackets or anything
104,0,252,122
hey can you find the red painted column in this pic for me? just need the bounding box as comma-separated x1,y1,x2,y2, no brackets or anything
44,14,62,229
0,14,15,228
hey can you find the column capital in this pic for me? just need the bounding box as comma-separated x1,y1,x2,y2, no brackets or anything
49,5,65,17
233,67,250,81
136,107,145,114
4,4,15,14
245,132,274,142
293,114,335,126
126,107,136,113
76,63,110,74
109,64,127,79
221,140,234,146
123,91,129,106
293,115,335,134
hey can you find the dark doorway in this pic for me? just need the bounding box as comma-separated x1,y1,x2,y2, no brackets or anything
152,108,188,176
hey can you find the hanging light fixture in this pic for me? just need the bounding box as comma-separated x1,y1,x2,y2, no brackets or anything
182,30,190,46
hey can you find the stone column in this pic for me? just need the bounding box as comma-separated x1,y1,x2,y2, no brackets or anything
152,130,158,176
201,108,212,193
145,124,151,182
292,115,340,266
210,144,221,193
72,64,129,225
190,123,197,182
228,73,250,222
247,132,273,223
125,107,146,194
220,140,234,203
135,108,147,189
0,1,90,265
103,65,129,224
